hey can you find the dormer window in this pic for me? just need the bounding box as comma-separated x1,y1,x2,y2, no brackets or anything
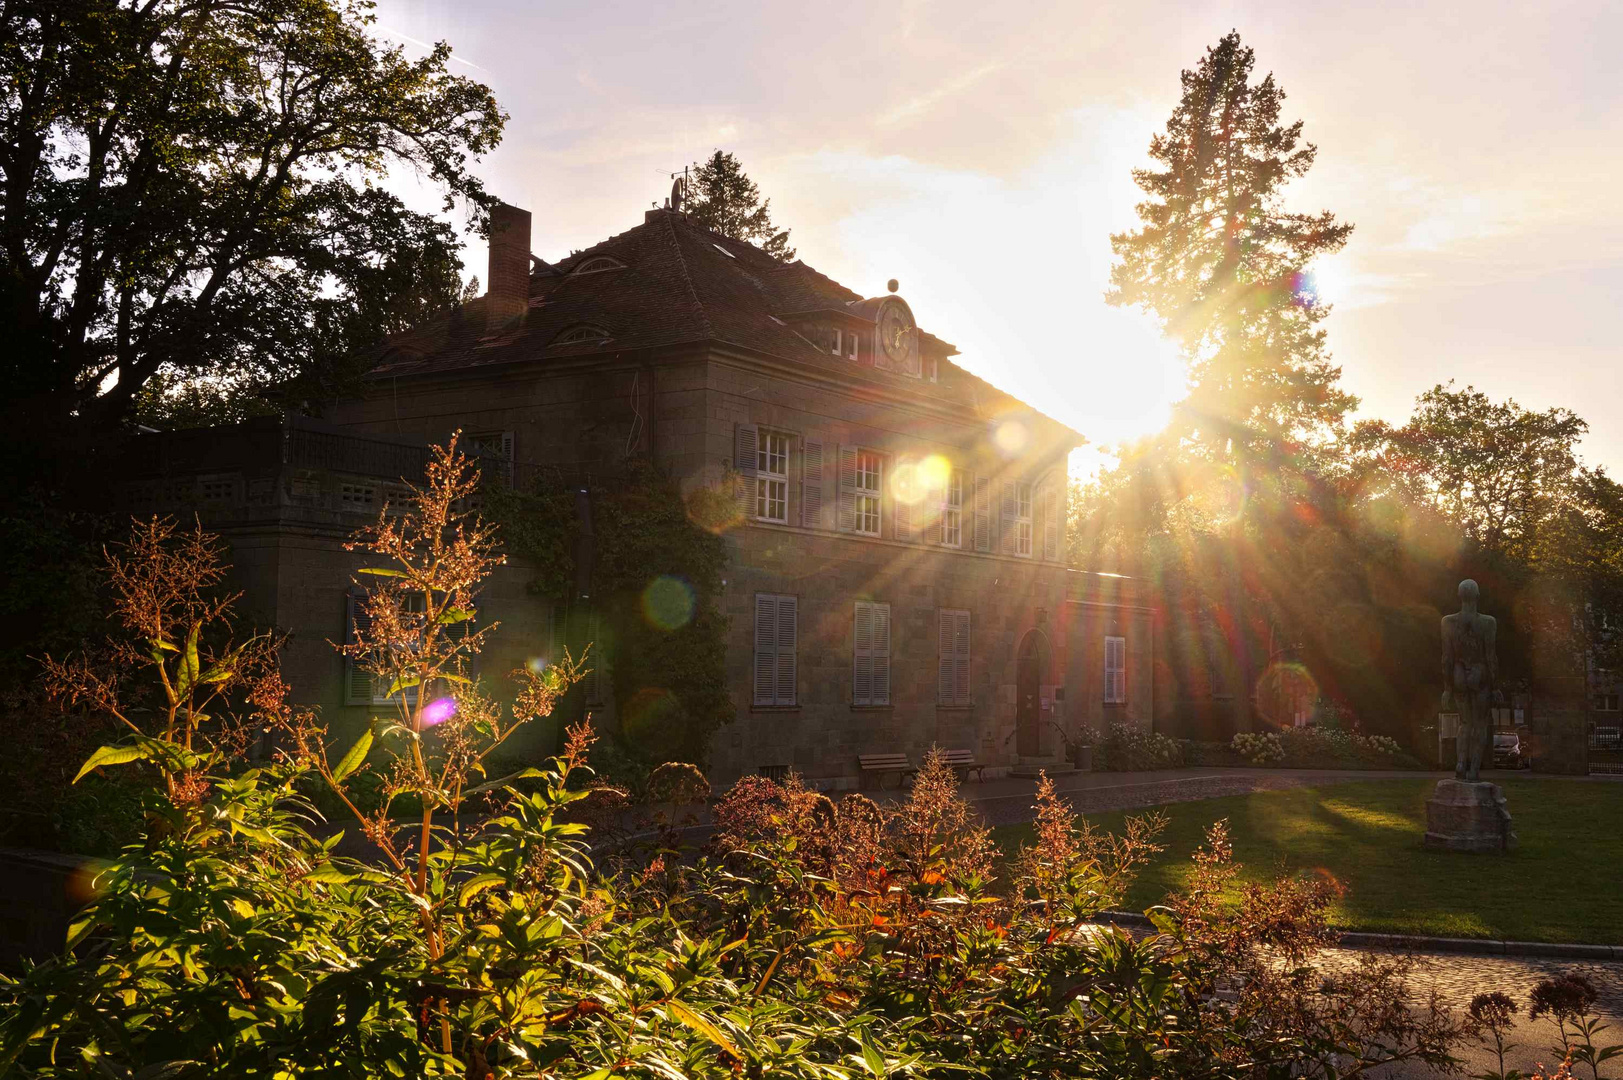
846,331,858,361
552,324,613,346
572,256,624,274
832,328,842,356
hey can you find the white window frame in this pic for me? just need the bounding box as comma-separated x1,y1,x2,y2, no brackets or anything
1014,481,1033,557
832,328,843,356
1104,636,1127,705
854,451,883,537
756,430,790,524
753,593,798,706
846,330,859,360
852,601,891,706
941,469,963,548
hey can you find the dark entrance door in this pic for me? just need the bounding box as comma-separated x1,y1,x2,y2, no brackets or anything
1016,631,1044,757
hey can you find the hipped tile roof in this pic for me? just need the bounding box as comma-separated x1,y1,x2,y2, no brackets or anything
366,209,1078,438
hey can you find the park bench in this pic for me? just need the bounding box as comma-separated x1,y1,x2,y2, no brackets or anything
937,748,987,783
858,752,916,789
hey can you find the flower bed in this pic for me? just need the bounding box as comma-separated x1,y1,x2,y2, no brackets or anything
1230,727,1421,769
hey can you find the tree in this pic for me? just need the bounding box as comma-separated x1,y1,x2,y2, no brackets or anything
0,0,505,439
684,150,796,261
1349,383,1587,560
1109,31,1355,447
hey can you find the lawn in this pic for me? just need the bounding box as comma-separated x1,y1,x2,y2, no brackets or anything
994,777,1623,944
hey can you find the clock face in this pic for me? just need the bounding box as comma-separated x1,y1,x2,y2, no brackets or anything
878,299,916,369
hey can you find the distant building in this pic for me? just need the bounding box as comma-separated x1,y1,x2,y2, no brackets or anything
121,201,1161,787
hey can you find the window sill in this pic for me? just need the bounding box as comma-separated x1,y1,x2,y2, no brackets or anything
936,703,976,711
750,705,801,713
850,704,893,711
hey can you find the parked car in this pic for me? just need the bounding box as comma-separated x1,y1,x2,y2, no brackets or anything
1492,731,1531,770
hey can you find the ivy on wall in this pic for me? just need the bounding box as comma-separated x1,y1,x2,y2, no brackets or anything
487,461,735,767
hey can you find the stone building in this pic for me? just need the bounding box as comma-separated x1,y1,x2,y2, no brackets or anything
122,201,1160,787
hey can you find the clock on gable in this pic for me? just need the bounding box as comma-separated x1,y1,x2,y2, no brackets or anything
876,297,919,377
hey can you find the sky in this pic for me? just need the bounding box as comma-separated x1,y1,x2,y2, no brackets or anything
375,0,1623,477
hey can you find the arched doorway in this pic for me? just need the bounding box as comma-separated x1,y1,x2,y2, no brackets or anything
1016,629,1050,758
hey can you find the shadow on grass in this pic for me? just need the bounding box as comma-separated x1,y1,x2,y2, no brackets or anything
993,777,1623,944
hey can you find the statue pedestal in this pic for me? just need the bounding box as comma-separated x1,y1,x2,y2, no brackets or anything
1424,780,1516,853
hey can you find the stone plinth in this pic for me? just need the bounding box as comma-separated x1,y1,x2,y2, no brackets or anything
1424,780,1516,853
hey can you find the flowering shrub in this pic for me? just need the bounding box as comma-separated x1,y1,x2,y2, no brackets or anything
1093,721,1185,771
1224,726,1418,769
1233,730,1286,764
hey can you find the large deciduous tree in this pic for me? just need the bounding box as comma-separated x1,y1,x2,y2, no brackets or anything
1349,383,1587,560
683,150,796,261
0,0,505,438
1109,30,1354,448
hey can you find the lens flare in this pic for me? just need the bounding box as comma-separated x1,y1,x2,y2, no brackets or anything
67,859,112,906
421,696,457,726
1255,661,1318,728
526,656,549,673
642,575,696,631
889,460,924,506
917,453,951,492
993,419,1029,457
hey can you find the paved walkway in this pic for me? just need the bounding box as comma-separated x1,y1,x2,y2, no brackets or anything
1348,947,1623,1077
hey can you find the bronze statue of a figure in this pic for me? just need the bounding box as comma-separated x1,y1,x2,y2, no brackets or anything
1441,579,1500,782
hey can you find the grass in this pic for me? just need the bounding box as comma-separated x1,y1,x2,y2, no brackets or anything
994,778,1623,944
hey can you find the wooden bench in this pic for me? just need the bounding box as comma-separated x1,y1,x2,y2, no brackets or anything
938,748,987,783
858,752,916,789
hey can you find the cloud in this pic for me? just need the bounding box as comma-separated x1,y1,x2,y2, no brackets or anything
877,61,1007,127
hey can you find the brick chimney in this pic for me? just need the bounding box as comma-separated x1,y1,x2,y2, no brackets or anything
486,201,531,327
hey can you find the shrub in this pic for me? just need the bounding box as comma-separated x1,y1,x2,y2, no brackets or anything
1221,726,1421,769
1233,730,1286,765
1093,722,1185,771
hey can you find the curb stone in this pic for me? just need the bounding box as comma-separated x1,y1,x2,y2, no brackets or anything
1088,910,1623,961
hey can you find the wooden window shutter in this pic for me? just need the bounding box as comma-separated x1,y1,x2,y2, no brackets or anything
872,603,890,706
345,589,375,705
938,608,971,706
853,602,874,705
894,492,912,541
953,610,971,704
854,601,890,706
1043,488,1061,561
1000,480,1017,555
499,431,514,485
753,594,777,705
837,446,858,532
802,437,824,529
973,476,991,552
774,595,797,706
735,424,758,522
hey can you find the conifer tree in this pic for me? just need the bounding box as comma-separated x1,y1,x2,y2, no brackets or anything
685,150,796,261
1109,31,1354,448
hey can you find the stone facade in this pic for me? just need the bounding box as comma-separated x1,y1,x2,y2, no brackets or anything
119,204,1162,787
